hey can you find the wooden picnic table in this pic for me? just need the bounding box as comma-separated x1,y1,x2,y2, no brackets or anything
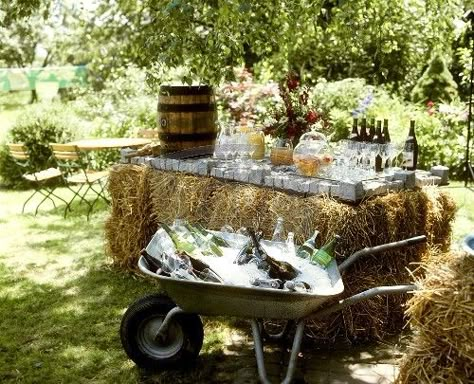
68,138,151,151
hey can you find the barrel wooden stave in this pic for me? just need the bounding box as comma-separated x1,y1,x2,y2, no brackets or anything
157,86,217,153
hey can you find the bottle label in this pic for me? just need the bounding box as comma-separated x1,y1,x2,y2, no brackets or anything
312,250,332,267
403,151,414,168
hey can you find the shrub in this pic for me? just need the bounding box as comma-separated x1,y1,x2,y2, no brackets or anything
216,68,280,126
70,67,156,169
411,53,459,104
0,103,77,188
413,102,466,179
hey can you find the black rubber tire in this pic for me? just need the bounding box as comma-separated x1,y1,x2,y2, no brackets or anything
120,294,204,371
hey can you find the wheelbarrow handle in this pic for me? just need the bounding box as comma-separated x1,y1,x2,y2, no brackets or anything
306,284,418,321
337,235,427,274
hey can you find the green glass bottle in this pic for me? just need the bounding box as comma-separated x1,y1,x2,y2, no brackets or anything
296,230,320,259
194,223,230,247
160,222,199,256
184,223,223,256
310,235,341,268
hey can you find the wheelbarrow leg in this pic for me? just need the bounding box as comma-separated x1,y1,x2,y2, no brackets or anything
281,320,305,384
251,319,272,384
251,319,306,384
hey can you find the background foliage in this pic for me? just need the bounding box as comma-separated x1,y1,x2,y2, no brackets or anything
0,0,473,185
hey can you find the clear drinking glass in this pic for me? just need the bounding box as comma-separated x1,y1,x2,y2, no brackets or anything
378,144,390,174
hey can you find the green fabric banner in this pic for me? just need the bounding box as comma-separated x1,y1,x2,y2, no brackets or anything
0,65,87,92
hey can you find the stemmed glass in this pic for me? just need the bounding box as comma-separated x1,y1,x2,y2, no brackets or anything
392,141,405,168
378,144,390,174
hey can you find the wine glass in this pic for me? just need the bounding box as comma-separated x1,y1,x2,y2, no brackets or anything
392,141,405,168
378,144,390,174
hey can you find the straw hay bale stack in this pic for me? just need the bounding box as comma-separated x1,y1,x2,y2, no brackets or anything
396,252,474,383
105,165,457,342
105,165,158,269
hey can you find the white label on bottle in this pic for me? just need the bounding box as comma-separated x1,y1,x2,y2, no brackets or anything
403,151,414,168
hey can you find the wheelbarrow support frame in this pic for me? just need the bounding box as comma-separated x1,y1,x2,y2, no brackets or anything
250,284,417,384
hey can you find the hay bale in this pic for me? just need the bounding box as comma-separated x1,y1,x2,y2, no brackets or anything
104,164,158,269
396,252,474,383
105,166,457,342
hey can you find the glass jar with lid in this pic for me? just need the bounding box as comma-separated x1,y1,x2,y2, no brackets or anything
293,132,333,177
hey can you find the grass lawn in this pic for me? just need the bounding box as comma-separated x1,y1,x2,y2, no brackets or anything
0,188,251,384
441,181,474,245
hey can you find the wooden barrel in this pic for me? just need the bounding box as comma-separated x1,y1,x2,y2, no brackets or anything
157,85,217,154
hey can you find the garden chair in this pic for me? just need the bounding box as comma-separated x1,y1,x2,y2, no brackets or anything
49,143,109,220
7,143,67,215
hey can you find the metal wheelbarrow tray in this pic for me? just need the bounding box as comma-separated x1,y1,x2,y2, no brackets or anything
121,234,427,384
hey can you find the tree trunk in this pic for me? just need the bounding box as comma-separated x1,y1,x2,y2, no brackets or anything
30,89,39,103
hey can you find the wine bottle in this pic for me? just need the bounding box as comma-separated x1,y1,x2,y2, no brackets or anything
373,121,384,172
368,118,375,142
382,119,391,143
247,228,299,280
359,118,368,142
296,230,320,259
140,248,169,275
310,235,341,268
184,223,223,256
160,222,200,257
174,250,224,283
349,118,359,141
194,223,230,247
234,239,253,265
271,217,286,242
403,120,418,171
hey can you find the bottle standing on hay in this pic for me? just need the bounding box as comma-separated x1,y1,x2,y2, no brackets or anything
359,118,368,142
310,235,341,268
403,120,418,171
350,118,359,141
271,217,286,242
296,230,320,259
383,119,391,143
373,120,384,172
247,228,299,281
368,118,376,142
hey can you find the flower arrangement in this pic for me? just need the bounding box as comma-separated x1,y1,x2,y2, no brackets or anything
263,72,321,144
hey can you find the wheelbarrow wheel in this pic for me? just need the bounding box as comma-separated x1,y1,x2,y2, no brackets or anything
120,294,203,371
260,320,295,342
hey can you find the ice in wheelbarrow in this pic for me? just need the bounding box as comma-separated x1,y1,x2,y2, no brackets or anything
143,224,333,292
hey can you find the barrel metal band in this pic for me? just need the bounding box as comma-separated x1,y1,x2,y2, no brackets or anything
159,132,217,142
159,85,213,95
158,103,216,112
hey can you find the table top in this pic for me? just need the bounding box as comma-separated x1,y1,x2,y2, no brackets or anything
68,138,152,150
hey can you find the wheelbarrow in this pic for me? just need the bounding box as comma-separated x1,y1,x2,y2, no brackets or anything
120,234,426,384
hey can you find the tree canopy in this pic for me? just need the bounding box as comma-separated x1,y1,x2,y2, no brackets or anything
0,0,472,96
